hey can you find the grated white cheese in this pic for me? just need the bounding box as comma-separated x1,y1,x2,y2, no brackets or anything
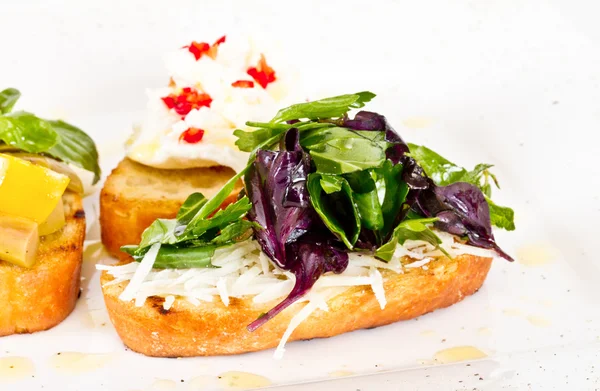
163,295,175,311
98,232,497,358
405,258,432,269
369,267,386,310
119,243,161,302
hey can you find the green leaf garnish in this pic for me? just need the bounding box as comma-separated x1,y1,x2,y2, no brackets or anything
46,120,101,184
375,218,449,262
0,88,21,114
307,173,361,249
408,143,515,231
271,92,375,123
0,88,101,184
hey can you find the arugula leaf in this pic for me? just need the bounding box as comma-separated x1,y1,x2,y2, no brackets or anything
125,244,219,269
307,173,361,249
176,193,208,225
0,112,58,153
271,92,376,123
212,220,257,245
185,166,247,229
486,197,516,231
138,219,178,248
234,123,291,152
310,138,386,174
375,218,448,261
0,88,20,114
189,197,252,237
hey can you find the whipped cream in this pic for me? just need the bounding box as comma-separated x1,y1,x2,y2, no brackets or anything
127,35,300,173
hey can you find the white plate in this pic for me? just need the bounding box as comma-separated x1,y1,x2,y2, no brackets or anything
1,1,600,390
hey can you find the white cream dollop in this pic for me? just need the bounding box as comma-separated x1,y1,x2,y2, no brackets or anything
126,35,300,173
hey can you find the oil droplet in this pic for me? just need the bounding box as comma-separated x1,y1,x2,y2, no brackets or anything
516,244,555,266
328,370,355,377
527,315,551,328
150,379,176,390
0,357,35,382
433,346,488,364
188,375,213,389
217,371,272,390
420,329,437,337
49,352,113,374
402,117,433,129
478,327,492,336
502,308,523,317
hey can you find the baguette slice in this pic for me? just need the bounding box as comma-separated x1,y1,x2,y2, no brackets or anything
0,192,85,336
100,158,239,261
101,254,492,357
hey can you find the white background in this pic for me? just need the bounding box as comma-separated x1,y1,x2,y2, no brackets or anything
1,0,600,390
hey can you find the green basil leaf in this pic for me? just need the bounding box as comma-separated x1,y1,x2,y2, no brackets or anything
308,173,360,249
300,126,385,150
271,92,375,123
310,138,386,174
176,193,208,225
344,170,384,231
46,120,101,184
373,161,409,239
407,143,468,185
0,88,21,114
375,218,448,262
0,112,58,153
486,197,516,231
319,174,344,194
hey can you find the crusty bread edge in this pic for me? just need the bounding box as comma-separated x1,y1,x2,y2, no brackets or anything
0,192,85,336
101,254,492,357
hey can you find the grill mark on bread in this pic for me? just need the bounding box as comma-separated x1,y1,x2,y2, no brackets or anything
148,296,173,315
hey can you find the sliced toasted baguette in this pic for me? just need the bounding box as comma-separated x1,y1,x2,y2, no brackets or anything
101,254,492,357
100,158,239,261
0,192,85,336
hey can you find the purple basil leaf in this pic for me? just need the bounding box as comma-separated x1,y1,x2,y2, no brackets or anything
342,111,409,164
245,128,349,330
417,181,513,261
247,236,348,331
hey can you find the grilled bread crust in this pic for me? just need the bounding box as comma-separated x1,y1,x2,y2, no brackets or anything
0,192,85,336
101,254,492,357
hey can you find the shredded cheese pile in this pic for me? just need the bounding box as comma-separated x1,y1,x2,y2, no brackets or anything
97,231,495,358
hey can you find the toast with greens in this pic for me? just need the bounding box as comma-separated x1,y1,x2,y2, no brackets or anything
0,88,100,336
99,92,515,357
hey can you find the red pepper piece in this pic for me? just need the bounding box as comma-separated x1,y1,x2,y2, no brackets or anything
162,89,213,116
232,80,255,88
247,54,277,89
179,127,205,144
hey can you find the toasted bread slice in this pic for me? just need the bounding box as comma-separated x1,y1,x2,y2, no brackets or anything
0,192,85,336
101,254,492,357
100,158,239,261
